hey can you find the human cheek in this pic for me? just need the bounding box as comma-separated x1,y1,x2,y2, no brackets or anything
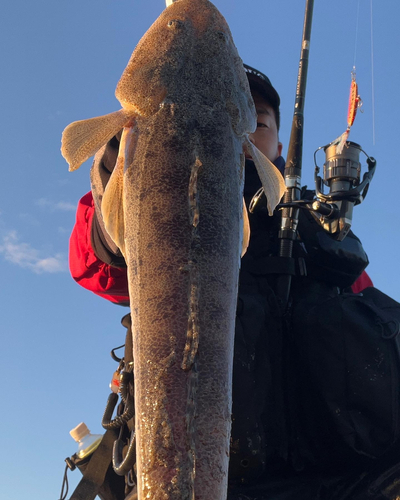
255,129,278,160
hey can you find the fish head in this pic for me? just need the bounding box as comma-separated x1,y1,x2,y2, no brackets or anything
116,0,256,135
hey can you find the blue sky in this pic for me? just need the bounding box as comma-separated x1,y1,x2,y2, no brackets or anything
1,1,399,498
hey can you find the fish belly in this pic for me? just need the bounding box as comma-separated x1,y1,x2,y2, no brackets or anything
123,104,243,500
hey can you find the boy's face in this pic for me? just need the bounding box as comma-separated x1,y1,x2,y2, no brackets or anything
248,91,282,162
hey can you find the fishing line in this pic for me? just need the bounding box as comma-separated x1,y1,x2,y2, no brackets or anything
354,0,376,146
370,0,376,145
353,0,361,69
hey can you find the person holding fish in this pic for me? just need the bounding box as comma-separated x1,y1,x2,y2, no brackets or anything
67,60,400,500
61,2,400,499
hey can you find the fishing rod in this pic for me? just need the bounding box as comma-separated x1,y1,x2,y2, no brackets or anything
276,0,376,309
276,0,314,308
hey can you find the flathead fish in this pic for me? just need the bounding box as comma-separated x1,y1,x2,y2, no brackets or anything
61,1,286,498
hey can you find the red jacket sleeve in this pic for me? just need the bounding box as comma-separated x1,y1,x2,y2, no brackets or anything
70,192,373,304
351,270,373,294
69,192,130,305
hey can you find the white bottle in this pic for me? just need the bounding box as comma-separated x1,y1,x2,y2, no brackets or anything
70,422,103,459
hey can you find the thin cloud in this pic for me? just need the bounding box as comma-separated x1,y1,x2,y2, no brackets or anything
0,230,67,274
35,198,76,212
18,213,40,226
56,201,76,211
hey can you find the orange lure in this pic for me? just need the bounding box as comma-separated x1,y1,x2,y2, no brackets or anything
335,68,363,153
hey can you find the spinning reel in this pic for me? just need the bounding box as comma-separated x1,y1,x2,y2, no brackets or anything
280,141,376,241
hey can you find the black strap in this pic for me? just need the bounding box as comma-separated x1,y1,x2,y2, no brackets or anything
70,429,118,500
122,314,133,365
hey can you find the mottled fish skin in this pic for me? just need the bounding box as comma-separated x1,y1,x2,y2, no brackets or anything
124,111,244,500
119,2,254,498
61,1,285,498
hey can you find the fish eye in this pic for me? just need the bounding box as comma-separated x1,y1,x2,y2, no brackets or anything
217,31,227,42
167,19,183,29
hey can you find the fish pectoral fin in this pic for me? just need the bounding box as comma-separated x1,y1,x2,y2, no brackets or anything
102,126,138,256
241,198,250,257
61,109,134,171
244,138,286,215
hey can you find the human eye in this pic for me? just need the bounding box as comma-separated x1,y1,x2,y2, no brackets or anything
257,121,269,128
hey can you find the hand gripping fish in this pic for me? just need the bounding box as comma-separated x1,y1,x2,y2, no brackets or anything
61,1,286,498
